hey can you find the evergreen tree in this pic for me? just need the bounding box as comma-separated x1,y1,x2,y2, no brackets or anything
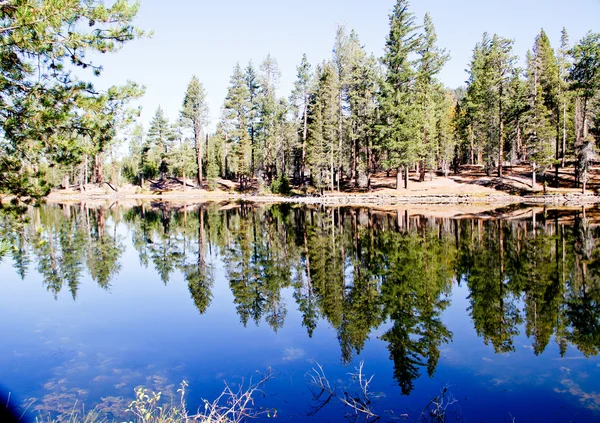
415,13,450,181
147,106,175,180
257,55,282,181
569,32,600,192
0,0,145,198
557,28,573,167
223,64,250,188
346,35,379,188
378,0,421,190
244,62,260,178
524,32,558,189
291,54,313,185
307,62,339,191
181,76,210,186
462,33,493,167
489,35,517,177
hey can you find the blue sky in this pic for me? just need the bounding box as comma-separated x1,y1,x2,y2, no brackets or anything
87,0,600,133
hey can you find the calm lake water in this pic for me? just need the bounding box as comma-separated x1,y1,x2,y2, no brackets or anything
1,202,600,422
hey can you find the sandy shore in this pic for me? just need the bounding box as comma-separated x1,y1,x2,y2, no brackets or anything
43,174,600,207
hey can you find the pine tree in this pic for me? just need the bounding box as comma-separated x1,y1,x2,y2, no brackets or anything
489,34,517,177
257,55,282,181
0,0,145,198
223,63,251,189
244,62,260,177
291,54,313,185
435,90,457,176
524,31,559,190
378,0,421,190
462,33,493,167
557,28,573,167
569,32,600,193
307,62,339,191
348,51,379,188
181,76,210,186
415,13,449,181
147,106,175,180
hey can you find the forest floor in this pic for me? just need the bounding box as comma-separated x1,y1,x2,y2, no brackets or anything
43,164,600,207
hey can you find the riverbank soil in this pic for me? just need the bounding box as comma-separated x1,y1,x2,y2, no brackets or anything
42,164,600,203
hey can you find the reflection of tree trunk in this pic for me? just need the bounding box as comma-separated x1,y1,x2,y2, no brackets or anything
98,208,105,239
183,204,187,256
339,208,345,294
199,206,205,268
304,228,311,289
226,211,231,249
499,221,504,285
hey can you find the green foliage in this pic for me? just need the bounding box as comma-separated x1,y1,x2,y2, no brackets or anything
378,0,421,181
0,0,146,198
181,75,209,185
524,30,559,173
270,173,291,195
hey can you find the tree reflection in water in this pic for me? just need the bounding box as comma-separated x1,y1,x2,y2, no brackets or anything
2,203,600,394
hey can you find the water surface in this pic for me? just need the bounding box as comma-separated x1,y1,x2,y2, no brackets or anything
0,203,599,422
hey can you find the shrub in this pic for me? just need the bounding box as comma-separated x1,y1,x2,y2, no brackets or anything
270,174,291,195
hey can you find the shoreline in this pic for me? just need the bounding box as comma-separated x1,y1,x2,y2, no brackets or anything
42,190,600,207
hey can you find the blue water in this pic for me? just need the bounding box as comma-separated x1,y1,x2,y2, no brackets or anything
0,204,599,422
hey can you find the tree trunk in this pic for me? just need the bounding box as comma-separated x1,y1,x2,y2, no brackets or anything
469,125,474,165
582,97,589,140
532,162,537,189
195,126,203,187
301,102,308,185
79,163,85,192
338,91,343,193
396,167,402,191
111,149,117,189
94,154,103,183
498,85,504,177
352,129,357,187
330,146,335,192
182,158,186,191
555,105,560,187
404,166,409,189
62,173,69,190
543,169,547,193
84,154,88,187
562,97,567,167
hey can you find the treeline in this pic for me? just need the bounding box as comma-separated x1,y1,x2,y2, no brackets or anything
2,203,600,394
1,0,599,198
116,1,600,194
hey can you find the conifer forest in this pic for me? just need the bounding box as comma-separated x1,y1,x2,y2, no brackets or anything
1,0,599,198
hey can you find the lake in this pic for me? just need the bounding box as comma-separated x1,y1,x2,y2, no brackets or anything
0,202,599,422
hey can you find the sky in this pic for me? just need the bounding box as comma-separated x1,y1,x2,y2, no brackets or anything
86,0,600,134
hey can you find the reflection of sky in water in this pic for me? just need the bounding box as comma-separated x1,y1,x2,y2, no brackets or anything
1,219,600,423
